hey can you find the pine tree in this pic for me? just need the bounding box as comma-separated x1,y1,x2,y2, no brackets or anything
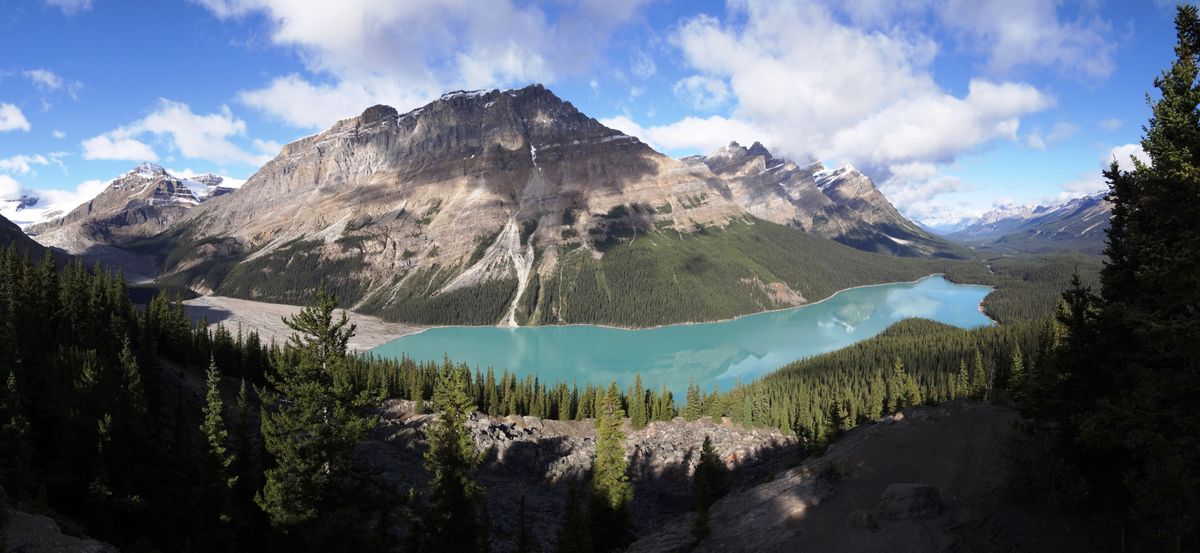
590,382,631,553
628,374,647,429
1008,344,1025,400
955,359,970,400
0,372,33,502
256,288,375,531
684,381,702,421
971,349,989,401
423,363,483,553
691,435,727,539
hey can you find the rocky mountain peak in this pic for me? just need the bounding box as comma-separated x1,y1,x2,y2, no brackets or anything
358,104,400,126
132,162,168,178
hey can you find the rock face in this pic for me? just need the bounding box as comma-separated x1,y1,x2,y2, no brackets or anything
361,400,798,553
27,163,237,254
948,193,1112,254
877,483,942,520
628,401,1122,553
688,142,956,257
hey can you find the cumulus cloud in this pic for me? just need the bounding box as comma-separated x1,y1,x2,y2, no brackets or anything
600,114,767,154
82,99,272,165
0,154,52,175
935,0,1116,79
0,104,31,132
1024,121,1078,151
194,0,652,128
1108,143,1150,172
602,0,1055,222
24,69,63,91
652,1,1050,168
672,76,729,110
42,0,92,15
82,135,159,162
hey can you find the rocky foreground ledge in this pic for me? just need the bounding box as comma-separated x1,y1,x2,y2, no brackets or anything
361,399,799,551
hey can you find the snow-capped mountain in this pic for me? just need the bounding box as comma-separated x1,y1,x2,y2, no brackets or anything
25,163,245,253
947,193,1112,254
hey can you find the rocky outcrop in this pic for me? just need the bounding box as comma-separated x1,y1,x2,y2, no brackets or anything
361,400,798,553
628,401,1121,553
3,510,117,553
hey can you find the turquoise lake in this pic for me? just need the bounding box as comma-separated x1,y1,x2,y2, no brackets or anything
371,275,993,394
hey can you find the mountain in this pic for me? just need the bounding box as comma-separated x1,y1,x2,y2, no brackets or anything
84,85,967,326
26,163,241,254
686,142,960,258
0,213,45,256
948,193,1111,254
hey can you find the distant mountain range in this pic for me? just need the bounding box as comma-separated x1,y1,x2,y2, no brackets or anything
18,85,973,325
944,193,1112,254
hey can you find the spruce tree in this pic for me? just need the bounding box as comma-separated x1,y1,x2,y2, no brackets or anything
684,381,702,422
955,359,970,400
691,435,727,539
423,363,483,553
256,288,375,531
590,382,632,553
628,374,647,429
1008,345,1025,401
971,349,989,401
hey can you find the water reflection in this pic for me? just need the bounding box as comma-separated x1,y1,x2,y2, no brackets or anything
371,275,993,395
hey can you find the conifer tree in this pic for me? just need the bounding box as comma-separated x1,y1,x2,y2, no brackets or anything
590,382,631,553
684,381,702,421
955,359,970,400
1008,345,1025,401
628,374,647,429
256,288,375,531
0,372,33,502
423,363,483,553
971,349,989,401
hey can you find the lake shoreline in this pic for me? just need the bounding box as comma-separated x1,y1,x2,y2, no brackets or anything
384,272,997,342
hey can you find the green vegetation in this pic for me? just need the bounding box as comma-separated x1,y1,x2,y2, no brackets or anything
589,382,633,553
358,267,517,325
1001,10,1200,549
420,363,485,552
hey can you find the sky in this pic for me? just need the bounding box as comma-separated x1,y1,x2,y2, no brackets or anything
0,0,1179,227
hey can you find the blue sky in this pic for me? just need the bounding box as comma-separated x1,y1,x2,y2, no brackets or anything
0,0,1179,225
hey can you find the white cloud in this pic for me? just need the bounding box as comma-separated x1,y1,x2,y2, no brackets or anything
0,175,21,198
672,76,729,110
935,0,1116,79
24,69,63,90
52,129,65,139
631,49,657,79
1108,143,1150,172
238,74,435,129
42,0,92,15
601,114,768,153
0,104,31,132
193,0,651,128
82,135,159,161
658,2,1051,170
82,99,270,165
1099,118,1121,131
0,154,51,175
1025,121,1078,150
1,176,108,226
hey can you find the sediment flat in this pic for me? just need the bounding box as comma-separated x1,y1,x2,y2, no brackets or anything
182,295,423,352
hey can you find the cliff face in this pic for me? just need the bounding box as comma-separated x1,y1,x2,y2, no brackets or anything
692,142,957,257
